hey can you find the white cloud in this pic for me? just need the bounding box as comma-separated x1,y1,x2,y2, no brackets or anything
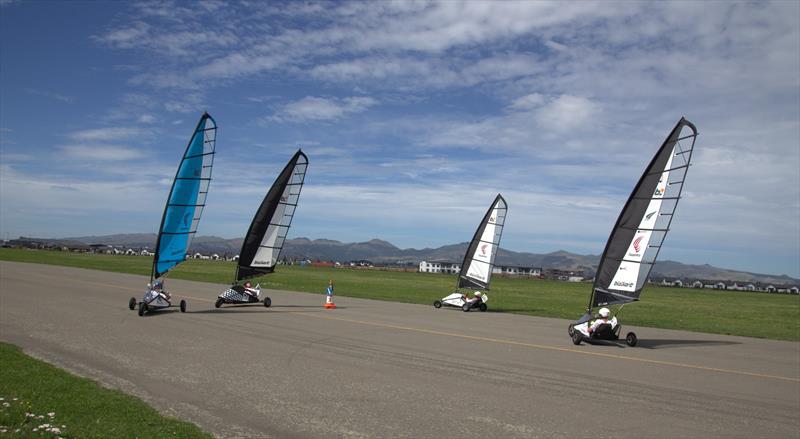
138,114,156,124
68,127,145,142
269,96,377,123
60,144,144,161
534,95,600,132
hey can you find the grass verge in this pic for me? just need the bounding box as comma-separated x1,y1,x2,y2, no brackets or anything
0,342,212,438
1,249,798,341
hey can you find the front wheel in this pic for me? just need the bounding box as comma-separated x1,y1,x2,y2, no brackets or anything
625,332,638,347
571,331,583,345
462,303,470,312
128,297,136,310
478,303,487,312
433,300,442,309
263,297,272,307
215,298,224,308
568,324,575,336
138,302,147,317
180,300,187,313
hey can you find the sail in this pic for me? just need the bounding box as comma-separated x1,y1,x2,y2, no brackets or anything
236,150,308,281
151,113,217,280
458,194,508,290
591,117,697,308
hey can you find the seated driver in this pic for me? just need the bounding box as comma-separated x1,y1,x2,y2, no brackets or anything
153,280,170,300
465,291,482,305
588,307,612,334
243,281,259,298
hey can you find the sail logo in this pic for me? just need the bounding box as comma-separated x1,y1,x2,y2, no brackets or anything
645,211,656,220
280,195,287,202
480,244,488,256
632,236,644,253
614,280,634,288
654,186,665,196
490,215,496,223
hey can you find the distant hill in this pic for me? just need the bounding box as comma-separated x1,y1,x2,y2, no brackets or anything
54,234,798,285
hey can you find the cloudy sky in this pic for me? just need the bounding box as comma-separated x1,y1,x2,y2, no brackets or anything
1,1,798,277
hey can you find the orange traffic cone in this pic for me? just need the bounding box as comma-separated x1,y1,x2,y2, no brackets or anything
324,280,336,309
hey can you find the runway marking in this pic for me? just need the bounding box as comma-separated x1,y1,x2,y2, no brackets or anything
295,312,800,384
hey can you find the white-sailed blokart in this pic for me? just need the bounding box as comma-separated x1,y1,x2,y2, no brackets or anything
433,291,488,312
568,315,637,347
215,284,271,308
128,284,186,317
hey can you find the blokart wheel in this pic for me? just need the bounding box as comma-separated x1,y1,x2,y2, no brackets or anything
462,303,470,312
215,298,224,308
263,297,272,307
433,300,442,309
568,324,575,336
138,302,146,317
180,300,187,313
128,297,136,310
625,332,638,347
571,331,583,345
478,303,487,312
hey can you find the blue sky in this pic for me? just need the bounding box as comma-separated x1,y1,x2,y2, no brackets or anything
1,1,798,277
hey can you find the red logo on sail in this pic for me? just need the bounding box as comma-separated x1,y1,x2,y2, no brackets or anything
633,236,644,253
480,244,488,256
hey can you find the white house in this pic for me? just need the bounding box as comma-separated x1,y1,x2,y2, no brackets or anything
492,266,542,277
419,261,460,274
140,249,153,256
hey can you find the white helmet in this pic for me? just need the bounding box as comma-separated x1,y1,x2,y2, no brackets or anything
474,291,482,297
598,307,610,318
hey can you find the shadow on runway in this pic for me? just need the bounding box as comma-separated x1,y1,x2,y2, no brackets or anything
188,307,324,314
635,339,742,349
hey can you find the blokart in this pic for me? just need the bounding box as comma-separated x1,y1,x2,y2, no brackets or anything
433,291,488,312
568,312,637,347
128,283,187,317
215,283,271,308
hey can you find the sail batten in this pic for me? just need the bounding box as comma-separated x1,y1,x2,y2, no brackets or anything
589,117,696,309
236,150,308,282
151,113,217,280
457,194,508,291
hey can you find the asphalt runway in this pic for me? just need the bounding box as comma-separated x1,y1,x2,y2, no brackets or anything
1,261,798,438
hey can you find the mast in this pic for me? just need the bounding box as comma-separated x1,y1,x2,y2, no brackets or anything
150,112,217,281
235,149,308,282
457,194,508,291
589,117,697,310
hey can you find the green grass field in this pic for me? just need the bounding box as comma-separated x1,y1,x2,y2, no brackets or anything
2,248,798,341
0,343,212,438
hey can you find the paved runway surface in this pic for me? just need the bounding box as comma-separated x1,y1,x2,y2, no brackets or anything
1,261,798,438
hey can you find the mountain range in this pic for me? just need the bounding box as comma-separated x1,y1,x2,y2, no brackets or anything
51,233,799,286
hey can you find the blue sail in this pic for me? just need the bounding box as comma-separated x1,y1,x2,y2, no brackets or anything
152,113,217,280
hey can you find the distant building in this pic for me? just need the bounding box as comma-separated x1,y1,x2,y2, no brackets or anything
544,268,585,282
492,266,542,277
419,260,459,274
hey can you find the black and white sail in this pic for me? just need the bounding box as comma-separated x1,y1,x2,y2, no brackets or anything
235,150,308,282
590,118,697,309
457,194,508,290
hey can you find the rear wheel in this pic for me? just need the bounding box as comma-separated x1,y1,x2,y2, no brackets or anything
433,300,442,309
462,303,470,312
568,324,575,336
571,331,583,345
263,297,272,307
478,303,487,312
138,302,146,317
180,300,187,313
128,297,136,310
625,332,638,347
215,298,224,308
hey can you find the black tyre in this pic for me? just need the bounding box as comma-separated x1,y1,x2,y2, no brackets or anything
180,300,187,313
568,324,575,336
138,302,146,317
263,297,272,307
625,332,638,347
571,331,583,345
128,297,136,310
433,300,442,309
478,303,487,312
462,303,470,312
